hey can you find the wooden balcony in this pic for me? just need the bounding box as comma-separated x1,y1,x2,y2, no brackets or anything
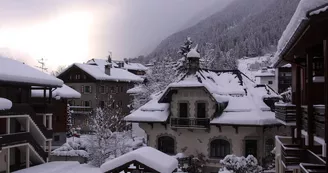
170,117,210,129
302,105,325,139
275,103,296,125
70,106,93,115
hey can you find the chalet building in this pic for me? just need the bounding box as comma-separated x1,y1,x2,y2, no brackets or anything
254,67,277,92
125,47,289,172
0,57,64,172
273,1,328,173
31,84,81,148
57,58,143,133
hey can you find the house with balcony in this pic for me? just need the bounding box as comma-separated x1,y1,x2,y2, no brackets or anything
273,1,328,173
0,56,64,173
124,47,288,172
31,84,81,148
57,58,144,133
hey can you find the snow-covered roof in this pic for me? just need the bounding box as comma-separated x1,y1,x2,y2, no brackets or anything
0,56,63,87
124,96,170,122
127,85,146,94
254,69,275,77
273,0,328,65
86,58,119,68
187,46,200,58
281,64,292,68
61,63,144,83
100,147,178,173
32,84,81,99
126,69,280,125
0,98,12,110
123,62,148,71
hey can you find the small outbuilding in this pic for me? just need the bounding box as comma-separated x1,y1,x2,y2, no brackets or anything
100,147,178,173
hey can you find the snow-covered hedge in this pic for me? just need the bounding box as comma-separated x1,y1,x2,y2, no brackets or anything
51,138,89,158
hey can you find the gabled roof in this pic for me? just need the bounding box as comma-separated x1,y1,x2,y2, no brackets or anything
125,69,281,126
0,56,63,87
122,62,148,71
100,147,178,173
31,84,81,99
60,63,144,83
86,58,119,68
273,0,328,67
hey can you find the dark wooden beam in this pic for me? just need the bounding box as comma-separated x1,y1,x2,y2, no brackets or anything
215,125,222,132
323,39,328,171
233,126,239,134
307,53,314,149
147,122,153,129
296,64,302,145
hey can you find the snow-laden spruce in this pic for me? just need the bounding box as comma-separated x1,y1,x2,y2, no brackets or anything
219,154,262,173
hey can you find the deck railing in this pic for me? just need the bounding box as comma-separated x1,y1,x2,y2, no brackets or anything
302,105,325,139
70,106,93,115
170,117,210,129
275,103,296,124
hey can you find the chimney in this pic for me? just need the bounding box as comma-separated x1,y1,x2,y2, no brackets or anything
105,64,111,75
186,45,200,74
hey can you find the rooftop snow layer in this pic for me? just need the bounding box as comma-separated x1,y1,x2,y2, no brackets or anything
86,58,119,68
32,84,81,99
273,0,328,65
125,97,170,122
13,161,81,173
309,3,328,16
62,63,143,82
123,62,148,71
0,56,63,87
187,47,200,58
0,98,12,110
127,85,146,94
126,69,279,125
100,147,178,173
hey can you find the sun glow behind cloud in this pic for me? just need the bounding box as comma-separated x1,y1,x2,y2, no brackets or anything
0,11,94,69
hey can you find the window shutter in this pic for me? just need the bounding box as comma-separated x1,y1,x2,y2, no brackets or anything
90,86,92,93
81,85,84,93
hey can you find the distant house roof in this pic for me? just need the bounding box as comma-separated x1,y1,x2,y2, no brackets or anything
100,147,178,173
125,69,281,126
0,56,63,87
187,47,200,58
31,84,81,99
122,62,148,71
254,68,275,77
273,0,328,67
86,58,119,68
0,98,12,110
60,63,144,83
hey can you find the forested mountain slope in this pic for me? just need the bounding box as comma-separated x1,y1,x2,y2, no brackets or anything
134,0,300,70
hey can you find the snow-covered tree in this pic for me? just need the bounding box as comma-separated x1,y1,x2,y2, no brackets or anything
182,153,206,173
87,97,130,167
51,65,67,76
201,43,215,69
219,155,262,173
66,104,73,137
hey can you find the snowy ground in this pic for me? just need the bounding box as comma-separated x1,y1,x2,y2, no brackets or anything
238,54,273,81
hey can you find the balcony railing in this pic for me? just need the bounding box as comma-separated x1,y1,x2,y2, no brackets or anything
275,103,296,125
0,132,47,161
0,103,53,139
170,117,210,129
302,105,325,139
70,106,93,115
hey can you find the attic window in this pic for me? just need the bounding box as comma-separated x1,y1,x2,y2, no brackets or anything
268,81,273,85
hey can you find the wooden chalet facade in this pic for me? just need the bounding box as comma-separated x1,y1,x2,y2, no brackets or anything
0,57,64,172
274,2,328,173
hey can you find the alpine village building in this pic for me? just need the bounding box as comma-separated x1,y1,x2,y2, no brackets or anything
57,57,144,133
125,47,289,172
0,56,80,172
273,1,328,173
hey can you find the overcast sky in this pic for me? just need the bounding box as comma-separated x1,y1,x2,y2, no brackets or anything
0,0,231,70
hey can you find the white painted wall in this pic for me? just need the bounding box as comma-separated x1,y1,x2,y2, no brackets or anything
256,76,277,92
0,149,8,172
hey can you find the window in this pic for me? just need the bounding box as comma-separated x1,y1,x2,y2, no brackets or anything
120,86,124,92
210,139,230,158
83,75,87,79
99,86,105,94
197,103,206,118
85,86,92,93
84,101,91,107
54,135,60,141
268,81,273,84
111,86,115,93
158,136,175,155
179,103,188,118
99,101,105,108
69,75,72,80
75,74,81,80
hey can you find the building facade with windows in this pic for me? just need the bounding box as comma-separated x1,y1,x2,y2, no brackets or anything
125,48,289,172
255,68,277,92
57,59,144,133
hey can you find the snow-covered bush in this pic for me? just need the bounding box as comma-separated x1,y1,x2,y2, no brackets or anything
219,155,262,173
52,138,89,158
179,152,206,173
